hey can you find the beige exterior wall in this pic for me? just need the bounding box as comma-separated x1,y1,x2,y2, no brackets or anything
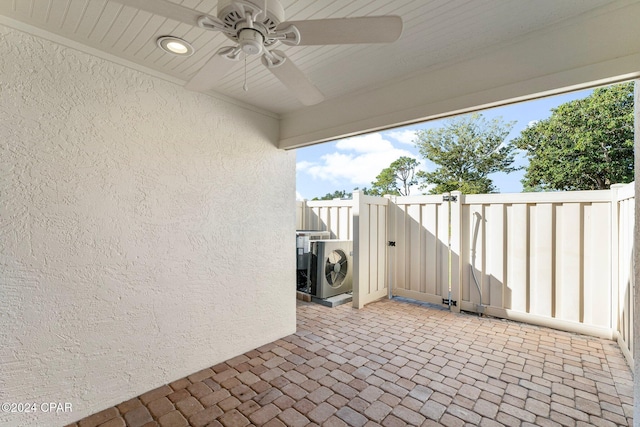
0,25,296,426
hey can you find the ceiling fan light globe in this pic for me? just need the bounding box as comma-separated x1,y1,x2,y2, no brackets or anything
238,28,264,55
241,41,262,55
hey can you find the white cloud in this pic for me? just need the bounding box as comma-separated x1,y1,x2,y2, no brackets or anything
527,120,539,128
335,133,394,153
297,132,424,190
295,191,305,201
296,160,314,171
385,129,417,145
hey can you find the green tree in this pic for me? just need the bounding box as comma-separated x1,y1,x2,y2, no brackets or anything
514,82,634,191
312,189,352,200
370,156,419,196
353,187,374,196
311,187,376,200
391,156,419,196
370,167,400,196
415,113,518,194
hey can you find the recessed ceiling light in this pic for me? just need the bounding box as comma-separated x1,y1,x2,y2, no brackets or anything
156,36,195,56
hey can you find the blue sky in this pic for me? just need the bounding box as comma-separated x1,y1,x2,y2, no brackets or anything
295,89,593,200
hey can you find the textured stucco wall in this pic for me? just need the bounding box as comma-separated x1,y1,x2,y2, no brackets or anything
0,25,295,426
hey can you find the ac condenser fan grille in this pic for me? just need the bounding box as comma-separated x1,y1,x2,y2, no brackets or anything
325,249,348,288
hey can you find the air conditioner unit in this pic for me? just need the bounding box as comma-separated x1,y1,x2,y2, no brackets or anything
296,230,331,292
309,240,353,299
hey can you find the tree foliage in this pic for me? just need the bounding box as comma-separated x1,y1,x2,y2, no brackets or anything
369,156,419,196
312,189,352,201
391,156,419,196
414,113,518,194
370,167,399,196
514,82,634,191
311,187,378,200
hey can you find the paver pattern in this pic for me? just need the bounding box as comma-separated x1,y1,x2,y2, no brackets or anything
70,298,633,427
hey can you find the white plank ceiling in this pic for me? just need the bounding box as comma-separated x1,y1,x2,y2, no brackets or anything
0,0,622,114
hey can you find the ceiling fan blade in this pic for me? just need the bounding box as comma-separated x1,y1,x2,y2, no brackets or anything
185,48,241,92
278,16,403,46
262,51,324,106
112,0,204,25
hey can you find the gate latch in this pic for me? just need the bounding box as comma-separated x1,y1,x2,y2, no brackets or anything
442,195,457,202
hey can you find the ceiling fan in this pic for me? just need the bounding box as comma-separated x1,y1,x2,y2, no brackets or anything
115,0,403,106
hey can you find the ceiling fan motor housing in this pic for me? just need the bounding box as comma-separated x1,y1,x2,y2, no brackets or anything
217,0,285,47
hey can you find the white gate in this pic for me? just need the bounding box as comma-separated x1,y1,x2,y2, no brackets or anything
387,192,461,312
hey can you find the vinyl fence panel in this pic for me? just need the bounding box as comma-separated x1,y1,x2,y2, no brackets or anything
296,199,352,239
460,190,614,338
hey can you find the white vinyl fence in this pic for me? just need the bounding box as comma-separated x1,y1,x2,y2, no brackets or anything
296,183,635,363
458,190,613,336
296,199,352,239
387,194,459,309
613,183,635,366
352,193,389,308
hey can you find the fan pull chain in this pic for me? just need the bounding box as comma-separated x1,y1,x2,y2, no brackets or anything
243,56,249,92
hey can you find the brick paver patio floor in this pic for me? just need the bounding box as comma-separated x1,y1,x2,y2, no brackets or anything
71,298,633,427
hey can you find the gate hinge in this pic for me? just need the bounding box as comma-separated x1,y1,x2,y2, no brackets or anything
443,195,457,202
442,298,457,307
388,241,396,247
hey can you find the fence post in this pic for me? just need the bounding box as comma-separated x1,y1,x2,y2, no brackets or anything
384,195,396,300
450,191,462,313
352,191,363,309
610,184,624,334
296,200,305,230
633,78,640,423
